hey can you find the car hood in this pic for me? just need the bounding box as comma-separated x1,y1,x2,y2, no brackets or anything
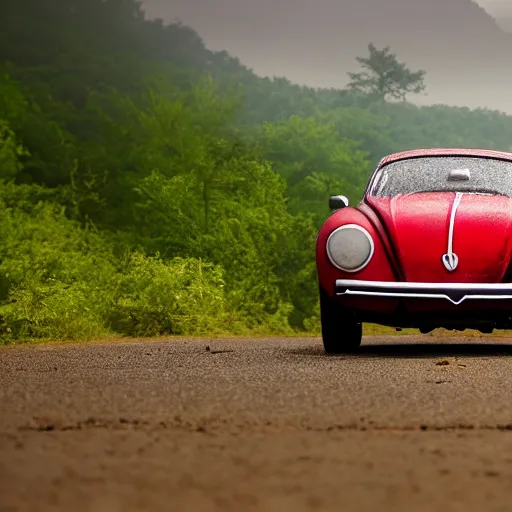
365,192,512,283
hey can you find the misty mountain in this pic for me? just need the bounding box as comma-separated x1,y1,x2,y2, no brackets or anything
142,0,512,112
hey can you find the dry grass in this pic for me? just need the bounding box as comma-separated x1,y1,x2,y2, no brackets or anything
3,325,512,349
363,323,512,338
363,324,415,336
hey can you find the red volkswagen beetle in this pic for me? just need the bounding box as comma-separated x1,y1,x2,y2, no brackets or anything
316,148,512,353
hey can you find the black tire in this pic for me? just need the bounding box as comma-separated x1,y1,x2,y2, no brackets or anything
319,286,362,354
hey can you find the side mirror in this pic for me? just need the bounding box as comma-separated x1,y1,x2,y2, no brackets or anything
329,195,349,210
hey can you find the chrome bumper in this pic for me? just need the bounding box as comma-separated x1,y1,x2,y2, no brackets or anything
335,280,512,306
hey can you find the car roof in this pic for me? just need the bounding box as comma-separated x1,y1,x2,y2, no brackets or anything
378,148,512,168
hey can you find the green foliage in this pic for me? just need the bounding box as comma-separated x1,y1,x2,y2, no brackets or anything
257,116,371,221
0,120,26,179
0,198,113,341
0,192,235,342
347,43,427,101
109,254,228,337
2,0,512,342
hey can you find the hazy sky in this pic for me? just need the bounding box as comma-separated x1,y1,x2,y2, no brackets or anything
141,0,512,112
141,1,511,27
477,0,511,16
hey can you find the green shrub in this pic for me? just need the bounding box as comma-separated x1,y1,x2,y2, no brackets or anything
0,193,239,342
109,253,228,337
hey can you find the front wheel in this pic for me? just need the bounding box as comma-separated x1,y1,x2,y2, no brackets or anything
319,286,362,354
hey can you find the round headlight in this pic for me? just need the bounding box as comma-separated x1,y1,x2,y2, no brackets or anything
326,224,374,272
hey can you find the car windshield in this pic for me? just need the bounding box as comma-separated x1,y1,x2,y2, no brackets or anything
369,156,512,198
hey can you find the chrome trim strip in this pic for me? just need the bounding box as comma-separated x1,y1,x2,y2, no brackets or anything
442,192,463,271
335,279,512,306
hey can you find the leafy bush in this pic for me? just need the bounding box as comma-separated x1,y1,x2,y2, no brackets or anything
0,188,249,342
109,254,228,337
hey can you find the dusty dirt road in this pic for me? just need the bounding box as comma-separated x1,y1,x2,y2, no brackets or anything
2,335,512,512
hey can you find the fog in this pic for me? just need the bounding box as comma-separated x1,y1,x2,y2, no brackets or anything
142,0,512,112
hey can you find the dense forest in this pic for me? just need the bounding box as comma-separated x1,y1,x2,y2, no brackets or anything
2,0,512,342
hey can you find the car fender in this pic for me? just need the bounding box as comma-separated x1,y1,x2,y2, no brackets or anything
316,206,397,299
